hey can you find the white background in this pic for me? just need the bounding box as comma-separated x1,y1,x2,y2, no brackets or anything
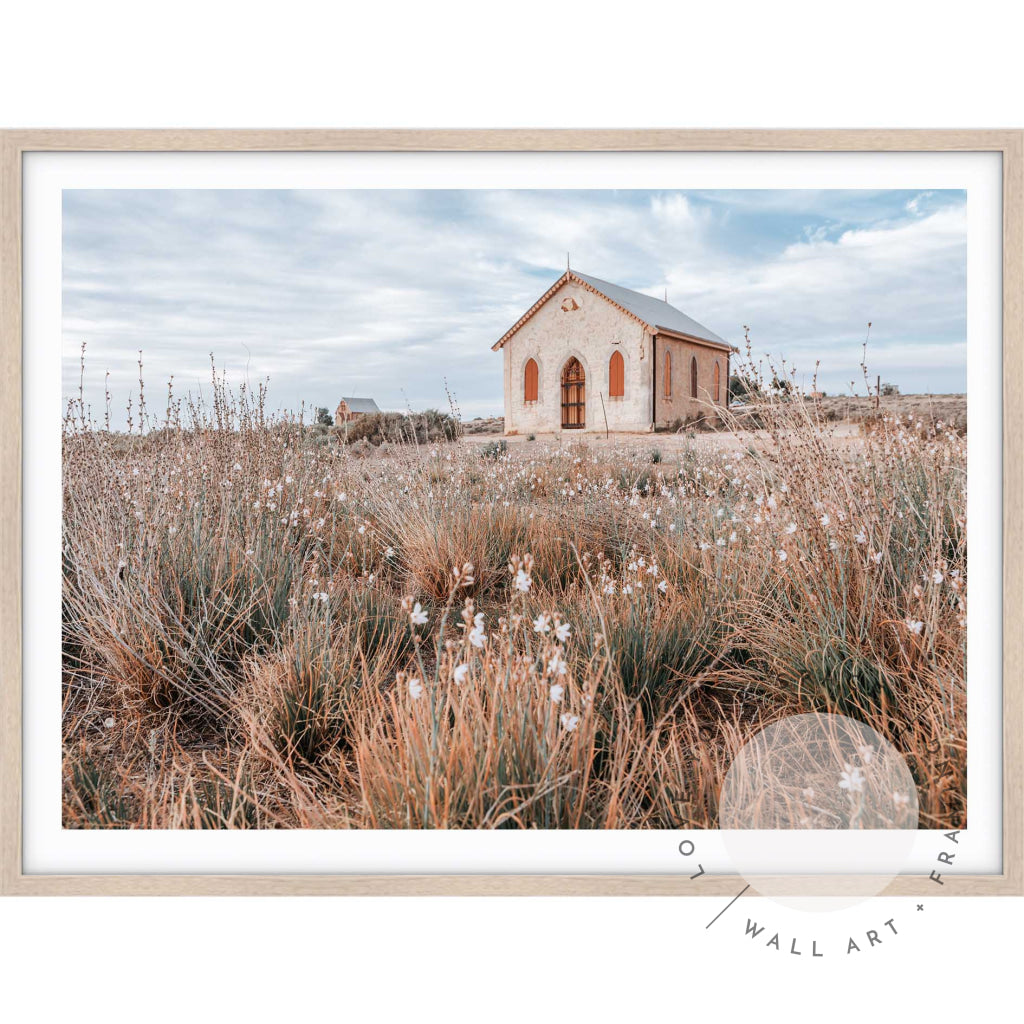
1,2,1021,1021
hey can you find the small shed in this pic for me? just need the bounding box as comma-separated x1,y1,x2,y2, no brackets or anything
335,397,381,423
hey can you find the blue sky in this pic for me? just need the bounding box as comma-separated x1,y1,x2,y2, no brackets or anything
62,188,967,425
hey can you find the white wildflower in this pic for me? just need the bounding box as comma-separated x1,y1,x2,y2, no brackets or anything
549,683,565,703
547,653,568,677
408,677,423,700
453,663,469,686
410,602,429,626
560,713,580,732
839,764,865,793
469,612,486,648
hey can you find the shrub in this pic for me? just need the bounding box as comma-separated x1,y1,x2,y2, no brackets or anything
353,627,614,828
243,588,410,763
584,584,725,721
480,439,508,460
344,410,458,446
64,752,132,829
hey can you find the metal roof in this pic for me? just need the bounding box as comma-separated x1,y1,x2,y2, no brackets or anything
570,271,728,347
337,397,380,413
491,270,731,351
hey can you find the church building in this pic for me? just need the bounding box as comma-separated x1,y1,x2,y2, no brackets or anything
493,270,734,434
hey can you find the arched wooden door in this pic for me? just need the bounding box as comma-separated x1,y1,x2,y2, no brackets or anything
561,357,585,429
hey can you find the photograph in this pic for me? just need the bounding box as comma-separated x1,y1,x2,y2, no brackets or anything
58,184,969,833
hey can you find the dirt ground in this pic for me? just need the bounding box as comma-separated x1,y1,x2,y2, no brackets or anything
461,394,966,448
461,424,865,453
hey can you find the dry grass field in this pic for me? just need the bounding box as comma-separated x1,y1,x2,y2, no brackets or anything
61,378,967,830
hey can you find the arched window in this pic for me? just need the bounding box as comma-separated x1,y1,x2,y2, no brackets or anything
663,349,672,397
690,356,698,399
609,350,624,398
524,358,539,403
713,361,721,403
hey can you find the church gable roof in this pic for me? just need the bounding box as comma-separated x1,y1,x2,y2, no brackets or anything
492,270,731,351
570,271,728,348
337,397,380,413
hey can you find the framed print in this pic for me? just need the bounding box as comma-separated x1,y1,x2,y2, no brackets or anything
0,129,1020,896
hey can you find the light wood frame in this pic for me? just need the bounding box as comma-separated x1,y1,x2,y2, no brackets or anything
1,129,1020,896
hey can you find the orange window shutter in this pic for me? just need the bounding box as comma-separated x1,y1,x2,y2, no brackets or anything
714,361,721,402
524,359,539,402
609,351,624,397
664,350,671,396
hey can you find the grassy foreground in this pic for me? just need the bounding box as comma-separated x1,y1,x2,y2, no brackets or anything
61,379,966,829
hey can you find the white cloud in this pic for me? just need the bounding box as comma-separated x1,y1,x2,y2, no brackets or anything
660,204,966,393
